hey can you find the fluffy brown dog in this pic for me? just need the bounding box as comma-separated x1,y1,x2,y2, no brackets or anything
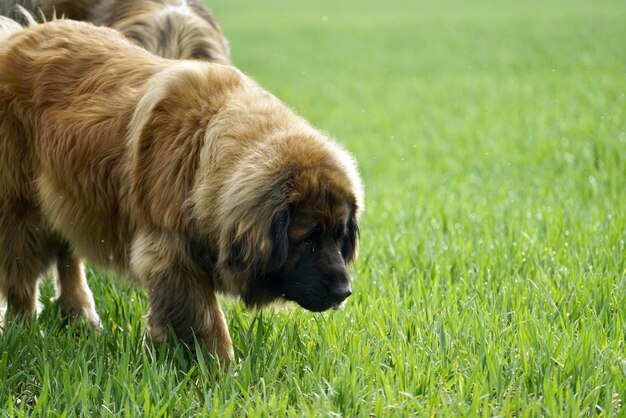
0,19,363,363
5,0,230,63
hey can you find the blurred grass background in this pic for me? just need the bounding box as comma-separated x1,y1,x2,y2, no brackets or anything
1,0,626,415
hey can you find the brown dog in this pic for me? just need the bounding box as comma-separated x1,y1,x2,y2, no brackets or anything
0,19,363,363
6,0,230,62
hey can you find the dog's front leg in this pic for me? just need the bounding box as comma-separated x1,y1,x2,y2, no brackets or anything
131,231,234,366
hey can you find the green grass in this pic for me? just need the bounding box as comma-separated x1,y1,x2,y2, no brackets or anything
2,0,626,415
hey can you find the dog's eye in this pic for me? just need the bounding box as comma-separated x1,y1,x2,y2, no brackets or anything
191,48,212,60
124,31,144,45
299,226,321,251
335,225,349,246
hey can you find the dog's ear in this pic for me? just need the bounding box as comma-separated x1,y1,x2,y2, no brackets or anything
341,212,359,264
222,206,291,274
225,232,247,271
188,237,214,277
267,207,291,273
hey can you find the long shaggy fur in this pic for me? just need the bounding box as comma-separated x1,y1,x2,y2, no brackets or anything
0,20,363,362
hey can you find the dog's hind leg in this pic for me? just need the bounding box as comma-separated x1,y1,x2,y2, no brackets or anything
0,108,53,323
0,103,56,326
0,202,56,321
54,243,101,329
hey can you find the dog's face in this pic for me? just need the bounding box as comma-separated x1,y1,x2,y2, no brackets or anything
113,4,230,63
274,201,359,311
239,181,360,312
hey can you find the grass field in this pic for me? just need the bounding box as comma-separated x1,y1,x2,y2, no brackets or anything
2,0,626,416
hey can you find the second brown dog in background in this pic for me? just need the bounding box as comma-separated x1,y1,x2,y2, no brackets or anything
31,0,231,63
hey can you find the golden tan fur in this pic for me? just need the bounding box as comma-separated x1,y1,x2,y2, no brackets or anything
0,20,363,363
33,0,230,62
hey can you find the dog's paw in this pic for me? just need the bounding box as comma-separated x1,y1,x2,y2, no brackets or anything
52,296,102,331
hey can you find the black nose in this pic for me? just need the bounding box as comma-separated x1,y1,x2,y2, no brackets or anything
330,281,352,302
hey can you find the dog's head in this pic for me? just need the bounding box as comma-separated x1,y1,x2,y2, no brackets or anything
110,0,230,63
213,134,364,312
267,193,360,312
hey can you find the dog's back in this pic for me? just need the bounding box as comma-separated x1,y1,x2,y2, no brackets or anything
0,20,169,324
0,20,163,268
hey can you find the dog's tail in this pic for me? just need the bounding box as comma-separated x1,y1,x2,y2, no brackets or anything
0,0,40,23
0,16,23,41
0,1,40,41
